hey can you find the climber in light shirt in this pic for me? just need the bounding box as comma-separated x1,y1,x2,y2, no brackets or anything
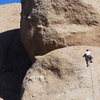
85,50,91,56
83,49,93,67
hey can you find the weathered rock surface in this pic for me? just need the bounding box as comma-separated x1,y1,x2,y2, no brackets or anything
21,46,100,100
21,0,100,59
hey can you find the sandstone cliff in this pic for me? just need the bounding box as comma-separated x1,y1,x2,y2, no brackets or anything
21,0,100,60
21,46,100,100
20,1,100,99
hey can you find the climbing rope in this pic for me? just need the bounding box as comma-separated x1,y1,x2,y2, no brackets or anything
89,64,95,100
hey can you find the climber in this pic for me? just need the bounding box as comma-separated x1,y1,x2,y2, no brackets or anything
83,49,93,67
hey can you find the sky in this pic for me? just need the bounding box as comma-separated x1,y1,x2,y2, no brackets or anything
0,0,20,5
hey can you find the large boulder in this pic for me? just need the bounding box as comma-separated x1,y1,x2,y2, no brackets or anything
21,46,100,100
21,0,100,59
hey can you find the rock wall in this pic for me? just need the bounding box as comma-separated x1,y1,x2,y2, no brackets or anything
20,1,100,100
21,0,100,60
21,46,100,100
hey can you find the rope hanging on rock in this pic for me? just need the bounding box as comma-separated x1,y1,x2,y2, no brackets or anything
89,65,95,100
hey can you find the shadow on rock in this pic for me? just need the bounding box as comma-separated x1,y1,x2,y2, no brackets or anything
0,29,32,100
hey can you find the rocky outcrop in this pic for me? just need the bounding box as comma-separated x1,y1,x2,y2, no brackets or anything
21,0,100,60
21,46,100,100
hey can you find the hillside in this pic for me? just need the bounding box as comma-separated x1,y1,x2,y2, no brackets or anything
0,3,21,33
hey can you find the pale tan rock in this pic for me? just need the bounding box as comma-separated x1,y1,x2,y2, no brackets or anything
20,0,100,60
21,46,100,100
0,3,21,32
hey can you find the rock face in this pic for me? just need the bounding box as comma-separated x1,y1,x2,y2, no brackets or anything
21,0,100,59
21,46,100,100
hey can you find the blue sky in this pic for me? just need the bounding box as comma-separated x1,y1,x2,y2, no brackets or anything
0,0,20,5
